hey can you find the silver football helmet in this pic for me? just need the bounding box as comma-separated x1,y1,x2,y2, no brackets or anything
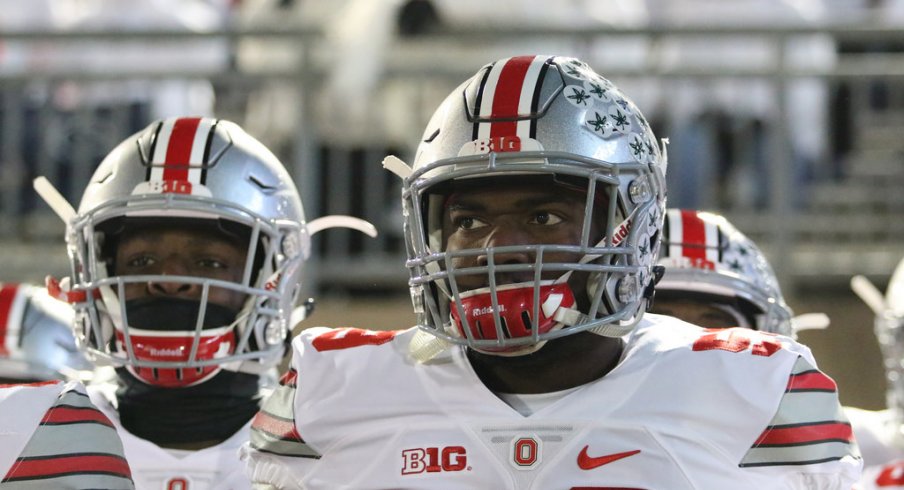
0,282,92,382
55,117,309,387
882,258,904,436
393,55,668,356
855,257,904,439
655,209,794,336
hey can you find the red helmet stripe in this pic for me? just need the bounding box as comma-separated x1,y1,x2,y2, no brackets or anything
665,209,683,259
476,55,548,140
489,56,533,137
162,117,201,181
678,209,707,262
669,209,723,265
0,283,18,356
148,117,213,186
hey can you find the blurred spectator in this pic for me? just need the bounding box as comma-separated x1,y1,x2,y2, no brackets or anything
847,258,904,470
0,0,230,221
0,282,91,383
649,0,837,210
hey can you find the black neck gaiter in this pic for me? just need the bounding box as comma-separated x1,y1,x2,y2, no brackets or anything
116,368,262,446
113,297,263,446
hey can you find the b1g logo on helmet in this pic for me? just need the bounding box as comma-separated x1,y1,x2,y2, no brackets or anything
458,136,544,157
132,180,213,197
401,446,468,475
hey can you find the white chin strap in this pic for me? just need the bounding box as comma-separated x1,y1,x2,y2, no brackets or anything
307,215,378,238
790,312,830,332
33,176,76,224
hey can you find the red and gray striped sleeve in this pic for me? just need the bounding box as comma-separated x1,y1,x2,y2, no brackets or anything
2,382,134,489
249,368,321,459
740,356,861,468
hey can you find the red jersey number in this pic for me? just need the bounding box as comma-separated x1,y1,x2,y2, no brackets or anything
312,328,398,352
692,328,783,357
877,460,904,486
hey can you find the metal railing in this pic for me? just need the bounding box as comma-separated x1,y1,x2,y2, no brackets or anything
1,22,902,295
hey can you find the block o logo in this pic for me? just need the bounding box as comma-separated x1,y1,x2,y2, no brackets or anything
166,477,190,490
510,436,541,470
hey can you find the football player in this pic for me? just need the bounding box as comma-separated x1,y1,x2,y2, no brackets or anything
1,282,133,488
649,208,804,336
38,116,373,489
848,256,904,487
0,282,92,383
242,55,861,488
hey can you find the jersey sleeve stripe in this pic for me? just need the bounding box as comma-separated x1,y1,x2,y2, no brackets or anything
257,382,296,421
2,382,134,488
786,370,838,392
739,442,856,468
763,391,847,425
280,368,298,388
752,421,854,446
251,438,321,459
55,388,98,409
250,411,320,459
40,405,115,427
251,410,303,442
2,453,131,481
16,423,126,460
739,355,861,467
250,364,322,459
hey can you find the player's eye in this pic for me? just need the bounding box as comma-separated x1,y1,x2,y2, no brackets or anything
125,255,155,268
455,216,488,231
197,258,228,270
530,211,563,226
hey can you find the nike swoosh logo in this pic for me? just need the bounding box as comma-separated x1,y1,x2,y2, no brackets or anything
577,446,641,470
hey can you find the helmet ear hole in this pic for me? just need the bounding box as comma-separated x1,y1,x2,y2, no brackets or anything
521,311,533,331
499,317,510,339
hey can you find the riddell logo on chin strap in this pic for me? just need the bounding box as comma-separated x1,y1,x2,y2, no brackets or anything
472,304,506,317
401,446,468,475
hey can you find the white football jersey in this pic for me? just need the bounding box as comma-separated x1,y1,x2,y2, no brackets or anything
242,315,862,489
88,383,251,490
1,380,133,489
847,407,904,468
860,459,904,489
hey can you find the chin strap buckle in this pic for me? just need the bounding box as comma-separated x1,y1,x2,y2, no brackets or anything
46,275,97,304
643,265,666,311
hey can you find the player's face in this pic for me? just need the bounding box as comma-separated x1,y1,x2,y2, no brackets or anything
441,181,601,290
114,226,248,311
650,298,744,329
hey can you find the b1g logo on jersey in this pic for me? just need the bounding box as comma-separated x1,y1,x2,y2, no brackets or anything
401,446,468,475
510,436,542,470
